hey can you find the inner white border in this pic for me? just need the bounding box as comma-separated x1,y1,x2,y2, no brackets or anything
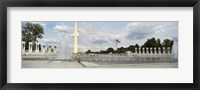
7,7,193,83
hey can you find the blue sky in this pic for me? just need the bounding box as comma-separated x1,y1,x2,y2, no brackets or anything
22,21,178,52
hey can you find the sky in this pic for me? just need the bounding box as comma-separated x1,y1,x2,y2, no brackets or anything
22,21,178,52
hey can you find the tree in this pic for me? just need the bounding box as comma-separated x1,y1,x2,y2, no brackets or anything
106,47,115,53
156,38,162,47
127,45,135,53
135,44,139,48
116,47,126,53
141,37,175,53
86,50,92,53
22,22,44,50
82,37,174,54
162,39,174,48
143,37,157,47
162,39,174,52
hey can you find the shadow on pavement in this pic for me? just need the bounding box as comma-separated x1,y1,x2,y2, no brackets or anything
79,62,86,67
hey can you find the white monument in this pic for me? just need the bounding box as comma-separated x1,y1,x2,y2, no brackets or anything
53,45,57,53
29,42,32,53
154,47,157,54
48,44,52,53
163,47,166,54
36,42,40,53
22,41,25,54
172,41,178,58
158,47,161,54
167,47,170,54
74,22,78,54
150,47,153,54
42,44,46,53
138,48,141,54
135,48,137,54
146,48,149,54
142,48,145,54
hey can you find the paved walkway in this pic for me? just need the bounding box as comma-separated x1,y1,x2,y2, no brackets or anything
81,62,178,68
22,60,178,68
22,60,83,68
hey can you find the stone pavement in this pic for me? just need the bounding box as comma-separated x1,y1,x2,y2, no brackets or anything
22,60,178,68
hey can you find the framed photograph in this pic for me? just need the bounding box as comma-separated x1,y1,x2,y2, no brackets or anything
0,0,199,90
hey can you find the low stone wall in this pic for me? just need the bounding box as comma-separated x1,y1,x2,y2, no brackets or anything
73,54,178,64
22,52,58,56
22,53,59,60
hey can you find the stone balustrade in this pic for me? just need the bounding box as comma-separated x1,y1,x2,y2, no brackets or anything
72,47,176,63
73,53,177,64
22,41,58,55
134,47,171,54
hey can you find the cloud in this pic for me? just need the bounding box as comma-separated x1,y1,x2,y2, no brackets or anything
41,38,59,43
53,25,72,33
78,24,117,45
31,22,46,26
91,39,109,44
125,22,156,40
172,36,178,42
125,22,178,40
129,22,140,26
87,31,116,44
78,45,90,52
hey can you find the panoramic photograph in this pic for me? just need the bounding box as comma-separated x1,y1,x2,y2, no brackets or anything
21,21,178,68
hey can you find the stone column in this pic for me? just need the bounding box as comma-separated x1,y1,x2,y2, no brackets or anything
48,44,52,53
29,42,32,53
154,47,157,54
167,47,170,54
36,42,39,53
150,47,153,54
42,44,46,53
22,41,25,54
146,47,149,54
158,47,161,54
138,48,141,54
163,47,166,54
135,48,137,54
142,48,145,54
54,45,57,53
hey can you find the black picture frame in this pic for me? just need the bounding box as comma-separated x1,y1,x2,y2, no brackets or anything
0,0,199,90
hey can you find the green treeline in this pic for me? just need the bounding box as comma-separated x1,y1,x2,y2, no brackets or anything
85,37,174,54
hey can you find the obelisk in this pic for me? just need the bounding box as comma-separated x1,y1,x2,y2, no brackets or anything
74,22,78,53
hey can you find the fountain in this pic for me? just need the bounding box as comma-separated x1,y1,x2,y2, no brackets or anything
58,32,71,60
57,22,78,61
172,41,178,58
